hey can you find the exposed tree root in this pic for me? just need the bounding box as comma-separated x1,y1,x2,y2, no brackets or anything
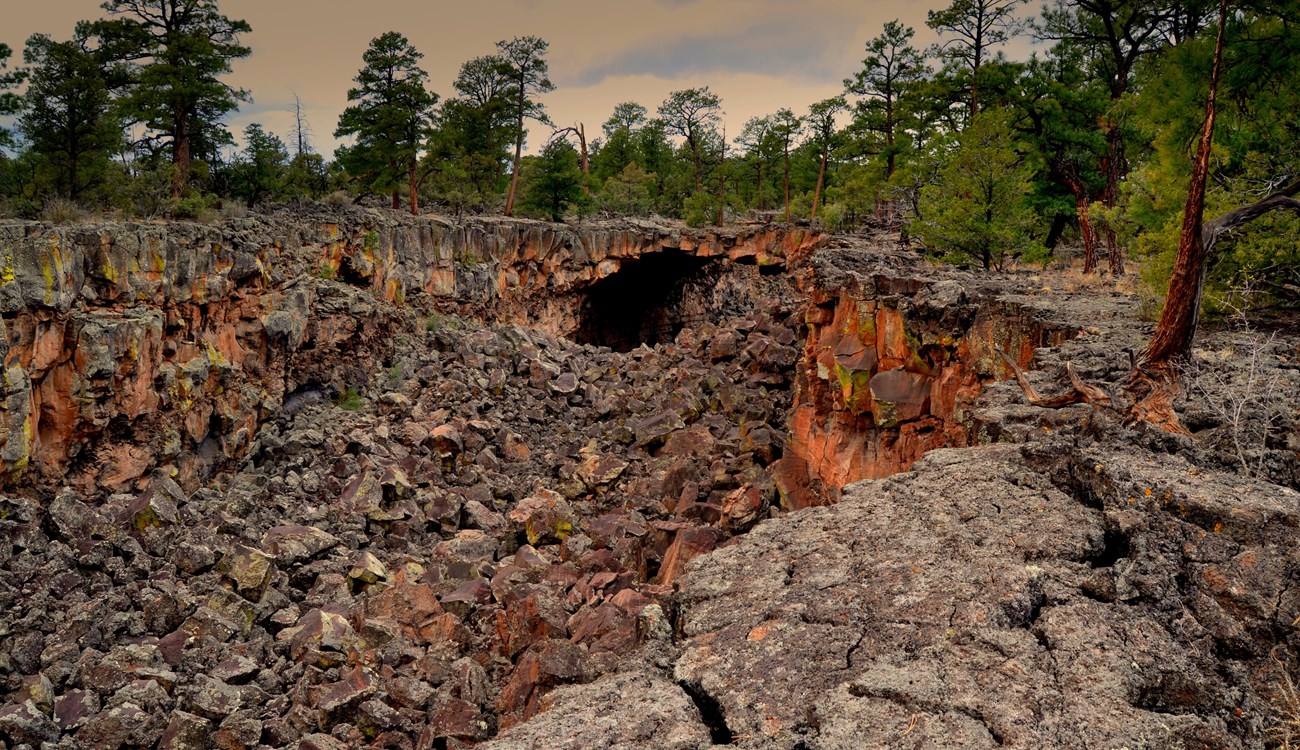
996,350,1112,410
1123,367,1192,436
997,350,1194,436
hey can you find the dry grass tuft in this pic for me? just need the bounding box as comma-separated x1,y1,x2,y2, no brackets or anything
1271,648,1300,749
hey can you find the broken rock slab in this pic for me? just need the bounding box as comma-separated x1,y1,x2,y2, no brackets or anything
480,671,711,750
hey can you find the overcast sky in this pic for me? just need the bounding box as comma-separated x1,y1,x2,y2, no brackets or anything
3,1,1040,156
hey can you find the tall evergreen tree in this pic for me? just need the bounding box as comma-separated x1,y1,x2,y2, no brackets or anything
913,110,1041,270
19,33,124,202
592,102,648,182
496,36,554,217
1038,0,1196,273
927,0,1029,118
770,108,803,221
91,0,252,199
521,138,586,221
635,118,676,206
1014,49,1108,266
844,20,929,178
334,32,438,214
0,44,24,152
658,87,723,191
806,96,847,220
229,123,287,206
423,54,515,202
735,115,778,210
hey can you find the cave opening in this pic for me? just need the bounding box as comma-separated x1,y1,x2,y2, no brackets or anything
574,251,718,352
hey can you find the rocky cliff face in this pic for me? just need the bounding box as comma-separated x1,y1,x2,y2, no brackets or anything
0,209,822,496
773,236,1082,509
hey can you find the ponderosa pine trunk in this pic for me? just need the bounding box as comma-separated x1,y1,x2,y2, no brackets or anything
172,103,189,200
1077,193,1097,274
505,89,525,217
783,149,792,222
1101,124,1126,275
1140,0,1227,370
409,161,419,216
812,149,828,221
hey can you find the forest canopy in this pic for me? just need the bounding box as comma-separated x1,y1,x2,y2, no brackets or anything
0,0,1297,308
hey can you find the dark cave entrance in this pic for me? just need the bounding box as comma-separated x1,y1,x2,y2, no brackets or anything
574,251,718,352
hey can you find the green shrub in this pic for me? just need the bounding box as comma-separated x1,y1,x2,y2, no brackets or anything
169,192,215,222
324,189,353,206
335,388,364,410
682,191,716,228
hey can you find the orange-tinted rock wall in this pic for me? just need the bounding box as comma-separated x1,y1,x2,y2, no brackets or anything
774,264,1077,510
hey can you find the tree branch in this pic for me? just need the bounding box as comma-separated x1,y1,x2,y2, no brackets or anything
1203,178,1300,251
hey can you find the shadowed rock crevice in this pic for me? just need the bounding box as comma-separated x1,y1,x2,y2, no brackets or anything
1089,529,1131,569
677,679,735,745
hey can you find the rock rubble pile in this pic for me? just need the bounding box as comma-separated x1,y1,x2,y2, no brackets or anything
1,295,803,748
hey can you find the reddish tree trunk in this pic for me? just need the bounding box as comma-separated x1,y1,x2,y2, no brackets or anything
1140,0,1228,370
714,127,727,226
409,161,419,215
783,149,792,222
811,149,828,221
1078,196,1097,273
172,105,189,200
505,98,525,216
1101,124,1126,275
1064,176,1098,273
578,123,588,174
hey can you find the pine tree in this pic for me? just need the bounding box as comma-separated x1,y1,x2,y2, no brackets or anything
496,36,554,217
844,20,929,178
521,139,586,221
806,96,846,220
927,0,1029,118
913,110,1041,270
0,44,24,152
735,115,777,210
19,33,125,202
1038,0,1191,274
229,123,288,206
592,102,648,182
334,32,438,214
658,87,722,191
91,0,252,199
770,109,803,222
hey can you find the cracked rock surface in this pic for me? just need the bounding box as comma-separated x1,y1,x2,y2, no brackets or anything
664,440,1300,749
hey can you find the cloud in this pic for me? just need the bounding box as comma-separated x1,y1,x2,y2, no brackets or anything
563,10,860,89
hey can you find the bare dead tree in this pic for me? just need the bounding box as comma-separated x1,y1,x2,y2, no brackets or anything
1178,289,1284,478
549,123,589,177
290,92,313,157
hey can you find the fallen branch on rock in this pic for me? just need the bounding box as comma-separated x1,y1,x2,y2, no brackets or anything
996,349,1112,410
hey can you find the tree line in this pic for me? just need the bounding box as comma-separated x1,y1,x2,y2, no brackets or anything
0,0,1296,306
